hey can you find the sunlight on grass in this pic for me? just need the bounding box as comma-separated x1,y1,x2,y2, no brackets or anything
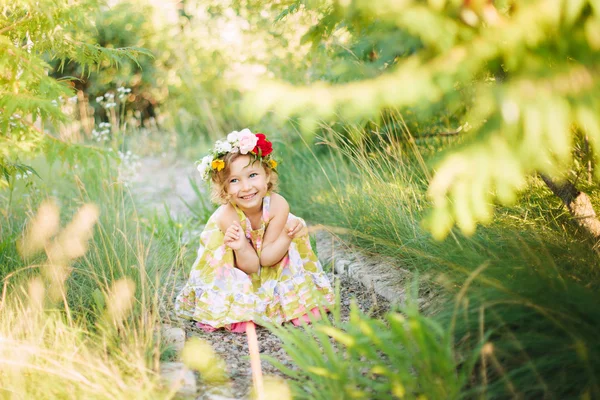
1,200,169,399
274,115,600,398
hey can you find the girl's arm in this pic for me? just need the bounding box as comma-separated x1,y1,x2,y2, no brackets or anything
231,228,260,273
218,206,260,274
260,193,292,267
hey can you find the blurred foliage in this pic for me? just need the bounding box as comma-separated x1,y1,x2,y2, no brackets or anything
275,130,600,398
244,0,600,239
446,262,600,399
267,283,481,400
49,1,167,124
0,0,148,184
0,154,184,398
49,0,327,147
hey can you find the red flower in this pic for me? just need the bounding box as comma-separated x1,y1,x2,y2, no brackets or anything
252,133,273,157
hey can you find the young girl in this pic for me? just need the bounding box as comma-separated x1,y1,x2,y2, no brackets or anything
175,129,334,332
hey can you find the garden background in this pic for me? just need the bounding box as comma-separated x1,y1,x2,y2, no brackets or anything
2,0,600,399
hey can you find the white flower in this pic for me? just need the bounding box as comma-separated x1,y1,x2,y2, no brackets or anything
26,31,34,53
68,96,78,104
197,155,213,180
227,130,240,144
96,96,104,102
214,140,232,154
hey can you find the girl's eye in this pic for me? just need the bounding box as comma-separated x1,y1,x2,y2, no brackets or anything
229,178,238,183
249,173,258,178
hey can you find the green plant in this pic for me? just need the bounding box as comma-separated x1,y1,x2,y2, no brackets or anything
181,176,217,223
442,258,600,399
246,0,600,239
1,0,149,180
275,121,600,398
0,146,206,398
266,281,482,400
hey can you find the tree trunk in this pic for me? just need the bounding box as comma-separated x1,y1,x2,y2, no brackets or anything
540,174,600,242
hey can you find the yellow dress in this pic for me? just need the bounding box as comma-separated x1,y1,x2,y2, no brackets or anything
175,194,334,330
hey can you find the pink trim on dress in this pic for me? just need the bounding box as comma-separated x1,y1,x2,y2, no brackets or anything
290,306,322,326
194,322,218,332
194,307,324,333
195,321,249,333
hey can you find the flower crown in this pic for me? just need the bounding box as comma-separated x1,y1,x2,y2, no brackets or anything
197,128,277,181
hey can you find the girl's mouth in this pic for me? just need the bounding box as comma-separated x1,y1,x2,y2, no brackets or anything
240,193,256,201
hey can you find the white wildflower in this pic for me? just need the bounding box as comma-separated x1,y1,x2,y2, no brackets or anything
197,155,213,180
227,130,240,144
26,31,34,53
214,140,232,154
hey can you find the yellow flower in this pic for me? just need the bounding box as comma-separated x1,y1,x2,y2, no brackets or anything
268,159,278,169
211,159,225,171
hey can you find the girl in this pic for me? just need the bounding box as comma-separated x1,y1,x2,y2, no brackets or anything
175,129,334,332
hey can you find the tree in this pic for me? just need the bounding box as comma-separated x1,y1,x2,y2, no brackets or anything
0,0,148,182
242,0,600,240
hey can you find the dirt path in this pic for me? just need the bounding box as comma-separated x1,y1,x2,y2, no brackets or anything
130,154,390,399
130,155,200,216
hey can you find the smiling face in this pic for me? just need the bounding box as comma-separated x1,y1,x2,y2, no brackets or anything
225,155,270,212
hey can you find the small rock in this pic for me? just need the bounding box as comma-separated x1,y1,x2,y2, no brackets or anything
160,361,197,397
162,326,186,353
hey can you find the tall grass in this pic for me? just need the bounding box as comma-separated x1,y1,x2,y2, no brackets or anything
0,154,184,398
266,281,483,400
272,119,600,398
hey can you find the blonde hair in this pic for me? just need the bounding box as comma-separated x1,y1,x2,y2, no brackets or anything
209,152,279,205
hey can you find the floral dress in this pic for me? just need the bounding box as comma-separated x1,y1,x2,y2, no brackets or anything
175,194,335,330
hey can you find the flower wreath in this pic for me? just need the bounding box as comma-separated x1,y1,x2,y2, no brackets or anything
197,128,277,181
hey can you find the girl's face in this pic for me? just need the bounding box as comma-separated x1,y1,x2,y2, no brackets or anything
225,155,270,212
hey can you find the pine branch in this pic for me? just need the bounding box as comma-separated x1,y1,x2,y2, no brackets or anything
0,12,32,35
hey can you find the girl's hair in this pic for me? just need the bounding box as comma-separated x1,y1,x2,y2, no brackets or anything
210,152,279,204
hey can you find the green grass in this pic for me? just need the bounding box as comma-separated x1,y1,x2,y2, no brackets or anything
0,154,188,398
271,121,600,398
265,281,482,400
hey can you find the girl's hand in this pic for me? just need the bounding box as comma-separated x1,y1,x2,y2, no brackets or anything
224,221,247,250
286,218,307,239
